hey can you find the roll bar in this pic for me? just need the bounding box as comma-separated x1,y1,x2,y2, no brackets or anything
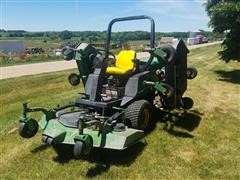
105,15,155,56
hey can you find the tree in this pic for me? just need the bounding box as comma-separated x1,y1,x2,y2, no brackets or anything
205,0,240,62
60,30,72,40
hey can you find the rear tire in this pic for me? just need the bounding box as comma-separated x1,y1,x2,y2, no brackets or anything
124,100,152,130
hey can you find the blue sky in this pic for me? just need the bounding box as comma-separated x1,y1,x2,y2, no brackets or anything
1,0,210,32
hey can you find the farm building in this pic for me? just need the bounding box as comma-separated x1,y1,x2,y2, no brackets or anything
160,37,179,44
0,41,25,53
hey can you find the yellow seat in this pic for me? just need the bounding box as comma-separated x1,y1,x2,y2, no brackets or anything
106,50,136,75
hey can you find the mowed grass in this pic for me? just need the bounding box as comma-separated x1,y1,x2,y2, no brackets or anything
0,44,239,179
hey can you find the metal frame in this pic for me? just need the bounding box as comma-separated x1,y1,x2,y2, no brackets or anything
105,15,155,56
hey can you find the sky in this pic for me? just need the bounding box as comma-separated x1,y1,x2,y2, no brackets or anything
1,0,210,32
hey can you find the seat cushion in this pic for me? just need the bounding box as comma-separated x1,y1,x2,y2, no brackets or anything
115,50,136,70
106,67,130,75
106,50,136,75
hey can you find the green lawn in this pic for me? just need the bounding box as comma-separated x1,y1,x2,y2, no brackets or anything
0,44,239,179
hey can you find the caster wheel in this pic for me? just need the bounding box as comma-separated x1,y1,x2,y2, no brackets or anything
62,47,74,60
68,73,80,86
73,141,84,158
18,119,39,138
73,138,93,159
42,135,54,145
181,97,194,110
187,67,198,79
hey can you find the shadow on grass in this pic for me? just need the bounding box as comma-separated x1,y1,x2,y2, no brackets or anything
215,69,240,84
86,163,110,177
52,141,146,177
52,144,75,164
86,142,146,177
30,108,202,177
154,109,203,138
31,144,50,153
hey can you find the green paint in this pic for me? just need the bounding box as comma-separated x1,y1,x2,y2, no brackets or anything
42,118,144,150
139,47,169,70
143,81,167,95
153,48,167,59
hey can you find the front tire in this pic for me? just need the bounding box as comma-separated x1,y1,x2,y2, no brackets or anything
124,100,152,130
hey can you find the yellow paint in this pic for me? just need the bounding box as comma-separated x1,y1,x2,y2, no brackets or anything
106,50,136,75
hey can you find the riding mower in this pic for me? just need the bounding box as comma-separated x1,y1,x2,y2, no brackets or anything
18,15,197,158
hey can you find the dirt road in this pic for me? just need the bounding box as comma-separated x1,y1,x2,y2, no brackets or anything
0,41,221,80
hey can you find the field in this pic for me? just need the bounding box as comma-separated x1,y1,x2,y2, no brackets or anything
23,40,60,49
0,39,147,67
0,44,239,179
0,40,62,67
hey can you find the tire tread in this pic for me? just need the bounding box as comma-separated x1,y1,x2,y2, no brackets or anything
124,100,151,130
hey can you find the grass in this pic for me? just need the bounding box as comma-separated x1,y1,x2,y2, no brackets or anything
0,44,240,179
23,40,60,49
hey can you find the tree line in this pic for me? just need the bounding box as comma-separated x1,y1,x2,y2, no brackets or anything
0,30,219,42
